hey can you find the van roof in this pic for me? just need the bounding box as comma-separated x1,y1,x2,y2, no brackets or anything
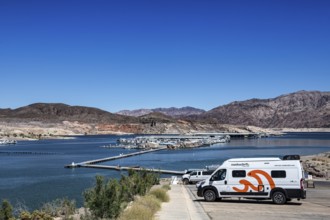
227,157,281,162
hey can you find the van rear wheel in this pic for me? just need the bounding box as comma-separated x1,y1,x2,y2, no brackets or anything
204,189,216,202
272,191,286,204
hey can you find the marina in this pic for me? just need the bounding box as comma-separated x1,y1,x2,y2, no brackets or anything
117,134,231,149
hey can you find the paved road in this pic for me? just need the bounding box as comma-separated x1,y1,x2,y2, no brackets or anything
155,184,210,220
186,181,330,220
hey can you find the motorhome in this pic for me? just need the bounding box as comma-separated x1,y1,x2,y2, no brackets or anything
197,155,306,204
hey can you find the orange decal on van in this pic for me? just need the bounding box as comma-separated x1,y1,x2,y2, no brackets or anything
233,170,275,193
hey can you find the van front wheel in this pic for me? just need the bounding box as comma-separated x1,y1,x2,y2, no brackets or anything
204,189,216,202
272,191,286,204
183,178,189,185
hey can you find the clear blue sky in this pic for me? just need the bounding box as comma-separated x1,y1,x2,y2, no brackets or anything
0,0,329,112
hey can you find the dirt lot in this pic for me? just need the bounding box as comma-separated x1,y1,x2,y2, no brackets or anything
186,180,330,220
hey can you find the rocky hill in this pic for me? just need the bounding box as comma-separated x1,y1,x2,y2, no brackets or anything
195,91,330,128
117,106,205,118
0,103,138,124
116,109,153,117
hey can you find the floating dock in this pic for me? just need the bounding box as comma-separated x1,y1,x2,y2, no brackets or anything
64,147,175,175
135,132,267,139
80,147,167,165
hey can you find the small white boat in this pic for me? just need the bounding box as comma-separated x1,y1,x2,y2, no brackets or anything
0,139,17,145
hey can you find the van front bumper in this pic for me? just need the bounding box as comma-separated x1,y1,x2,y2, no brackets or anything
197,186,203,197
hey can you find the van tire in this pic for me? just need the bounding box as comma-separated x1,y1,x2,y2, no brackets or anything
204,189,216,202
183,178,189,185
272,191,286,204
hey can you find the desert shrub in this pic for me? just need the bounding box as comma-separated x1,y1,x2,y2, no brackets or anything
0,200,14,220
79,208,93,220
41,198,76,218
19,210,32,220
13,201,29,217
30,210,53,220
149,188,169,202
19,210,53,220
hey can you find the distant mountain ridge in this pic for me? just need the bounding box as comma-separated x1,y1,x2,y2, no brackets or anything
117,106,205,118
194,90,330,128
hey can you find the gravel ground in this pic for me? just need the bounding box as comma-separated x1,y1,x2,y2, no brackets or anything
186,180,330,220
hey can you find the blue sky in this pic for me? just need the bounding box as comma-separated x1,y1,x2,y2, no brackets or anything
0,0,329,112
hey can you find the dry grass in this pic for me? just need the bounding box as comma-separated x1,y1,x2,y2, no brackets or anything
118,195,161,220
149,188,169,203
161,184,171,191
118,185,171,220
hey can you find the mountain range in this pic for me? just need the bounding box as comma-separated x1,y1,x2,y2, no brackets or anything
0,91,329,131
117,107,205,118
118,90,330,128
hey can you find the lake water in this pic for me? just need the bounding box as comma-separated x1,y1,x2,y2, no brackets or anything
0,132,330,210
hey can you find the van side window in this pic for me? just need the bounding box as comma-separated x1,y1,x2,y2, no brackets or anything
212,169,226,181
271,170,286,178
232,170,246,178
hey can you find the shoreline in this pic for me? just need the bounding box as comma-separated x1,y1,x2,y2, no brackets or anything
1,129,330,142
301,151,330,178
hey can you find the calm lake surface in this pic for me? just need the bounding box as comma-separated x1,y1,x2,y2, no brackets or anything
1,132,330,210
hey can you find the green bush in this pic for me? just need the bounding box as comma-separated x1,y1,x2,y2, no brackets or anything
83,170,160,219
149,188,169,202
84,176,121,219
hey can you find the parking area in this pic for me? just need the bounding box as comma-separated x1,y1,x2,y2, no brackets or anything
186,180,330,220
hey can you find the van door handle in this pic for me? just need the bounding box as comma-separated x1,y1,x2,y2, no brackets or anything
225,180,227,185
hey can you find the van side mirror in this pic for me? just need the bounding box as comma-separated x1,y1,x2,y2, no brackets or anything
210,176,214,181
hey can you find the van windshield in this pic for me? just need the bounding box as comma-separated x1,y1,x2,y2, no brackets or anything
212,169,226,181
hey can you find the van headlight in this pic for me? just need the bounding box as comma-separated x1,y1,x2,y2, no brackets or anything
196,180,205,188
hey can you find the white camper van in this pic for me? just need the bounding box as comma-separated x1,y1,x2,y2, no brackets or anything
197,155,306,204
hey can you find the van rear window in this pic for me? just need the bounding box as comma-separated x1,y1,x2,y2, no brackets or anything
271,170,286,178
232,170,246,178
